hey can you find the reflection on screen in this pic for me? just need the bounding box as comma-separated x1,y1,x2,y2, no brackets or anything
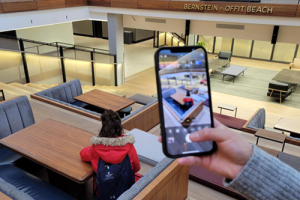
159,48,213,156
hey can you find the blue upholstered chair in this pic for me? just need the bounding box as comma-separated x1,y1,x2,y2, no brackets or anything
0,95,35,165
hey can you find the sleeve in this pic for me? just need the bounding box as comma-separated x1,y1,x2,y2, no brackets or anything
224,145,300,200
128,145,141,173
80,146,92,162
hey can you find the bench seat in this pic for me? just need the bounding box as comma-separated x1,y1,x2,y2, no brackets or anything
0,164,75,200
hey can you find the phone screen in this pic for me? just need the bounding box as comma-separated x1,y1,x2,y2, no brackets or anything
156,47,214,157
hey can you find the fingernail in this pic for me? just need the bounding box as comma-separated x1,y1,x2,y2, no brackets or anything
190,132,199,140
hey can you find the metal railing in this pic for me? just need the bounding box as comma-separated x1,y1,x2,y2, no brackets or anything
0,34,119,86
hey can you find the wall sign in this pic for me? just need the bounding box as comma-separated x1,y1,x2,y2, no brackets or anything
184,4,273,14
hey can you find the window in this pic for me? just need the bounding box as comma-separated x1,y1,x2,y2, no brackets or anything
252,40,273,60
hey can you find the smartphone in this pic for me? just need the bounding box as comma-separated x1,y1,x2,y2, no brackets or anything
154,46,216,158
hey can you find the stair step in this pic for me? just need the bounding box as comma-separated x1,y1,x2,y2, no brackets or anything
10,83,41,93
26,83,48,90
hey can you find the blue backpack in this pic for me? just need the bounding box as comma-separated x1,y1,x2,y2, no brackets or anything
96,155,135,200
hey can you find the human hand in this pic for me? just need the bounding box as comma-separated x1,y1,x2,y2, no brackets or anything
158,119,253,180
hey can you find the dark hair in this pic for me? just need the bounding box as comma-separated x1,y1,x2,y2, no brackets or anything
99,110,123,137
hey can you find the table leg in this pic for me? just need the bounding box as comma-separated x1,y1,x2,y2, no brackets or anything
220,108,223,114
233,77,235,84
256,137,259,145
48,170,93,200
235,108,237,118
222,75,224,82
167,78,170,85
1,90,4,101
282,142,285,152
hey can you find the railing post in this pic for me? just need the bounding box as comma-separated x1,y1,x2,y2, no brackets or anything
114,55,118,86
59,46,66,83
91,52,95,86
19,39,30,83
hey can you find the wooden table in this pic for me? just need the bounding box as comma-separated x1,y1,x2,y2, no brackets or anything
272,69,300,92
0,119,94,199
255,128,286,152
170,93,185,105
0,192,12,200
74,89,135,112
218,104,237,117
0,88,5,101
274,118,300,137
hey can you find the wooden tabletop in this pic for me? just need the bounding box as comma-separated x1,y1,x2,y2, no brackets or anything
272,69,300,85
274,118,300,135
0,119,94,184
0,192,11,200
255,128,286,143
74,89,135,112
218,104,237,111
170,92,185,105
257,145,279,157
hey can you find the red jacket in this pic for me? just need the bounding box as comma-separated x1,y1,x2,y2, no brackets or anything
80,135,141,182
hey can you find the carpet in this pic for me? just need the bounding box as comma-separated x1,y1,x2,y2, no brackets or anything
210,66,300,108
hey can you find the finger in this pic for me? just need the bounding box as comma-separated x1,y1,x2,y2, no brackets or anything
158,136,162,143
178,156,203,166
213,118,222,128
189,125,232,143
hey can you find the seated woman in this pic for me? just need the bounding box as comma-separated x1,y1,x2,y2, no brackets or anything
183,90,194,111
80,110,141,199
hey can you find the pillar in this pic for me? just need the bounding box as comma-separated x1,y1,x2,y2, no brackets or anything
108,13,124,86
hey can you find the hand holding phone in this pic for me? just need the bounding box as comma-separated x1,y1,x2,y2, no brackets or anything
157,119,253,180
155,46,216,158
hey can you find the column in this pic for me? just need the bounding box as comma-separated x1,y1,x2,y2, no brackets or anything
108,13,124,86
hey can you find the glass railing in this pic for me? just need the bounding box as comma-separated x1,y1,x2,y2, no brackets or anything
0,49,25,84
26,53,63,85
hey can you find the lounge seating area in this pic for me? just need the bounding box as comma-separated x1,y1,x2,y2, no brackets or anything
30,79,160,132
0,95,188,200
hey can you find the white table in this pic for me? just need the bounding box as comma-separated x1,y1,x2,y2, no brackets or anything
221,65,247,83
218,104,237,117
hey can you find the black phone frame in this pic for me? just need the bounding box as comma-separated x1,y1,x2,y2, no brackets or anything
154,46,217,158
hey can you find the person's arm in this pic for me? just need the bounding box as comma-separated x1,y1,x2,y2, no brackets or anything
128,146,141,173
224,145,300,200
80,146,92,162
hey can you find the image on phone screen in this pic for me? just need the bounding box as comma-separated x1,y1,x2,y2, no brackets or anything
157,47,214,156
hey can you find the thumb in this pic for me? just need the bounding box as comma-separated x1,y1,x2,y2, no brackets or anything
189,125,231,143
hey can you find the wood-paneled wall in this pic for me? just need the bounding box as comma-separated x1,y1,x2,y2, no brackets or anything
0,0,87,13
0,1,300,19
87,0,300,18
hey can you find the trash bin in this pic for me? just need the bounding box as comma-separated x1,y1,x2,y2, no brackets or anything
124,31,133,44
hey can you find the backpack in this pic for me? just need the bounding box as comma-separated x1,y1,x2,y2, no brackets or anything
96,154,135,200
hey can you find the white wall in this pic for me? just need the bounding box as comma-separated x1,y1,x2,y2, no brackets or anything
16,22,75,44
123,15,185,36
191,20,300,44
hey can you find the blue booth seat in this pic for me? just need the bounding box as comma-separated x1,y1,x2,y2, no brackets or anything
0,96,75,200
35,79,100,115
0,164,75,200
0,95,35,165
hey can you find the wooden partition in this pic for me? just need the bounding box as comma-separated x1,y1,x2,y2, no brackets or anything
134,161,189,200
